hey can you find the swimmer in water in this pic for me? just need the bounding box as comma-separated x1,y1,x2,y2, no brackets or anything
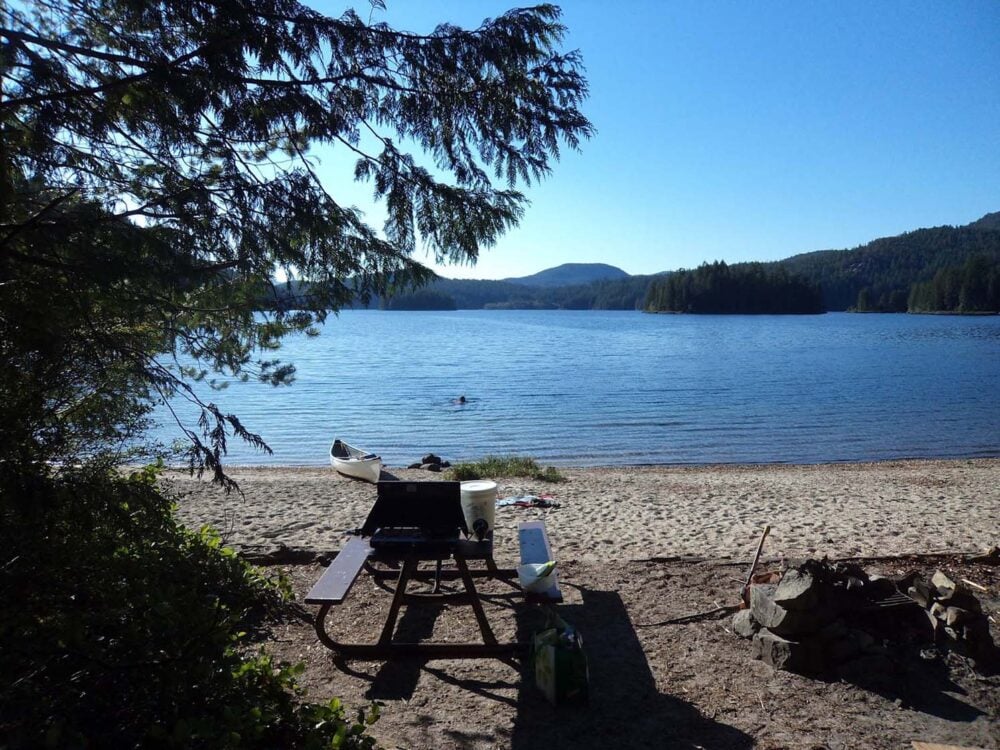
455,395,467,404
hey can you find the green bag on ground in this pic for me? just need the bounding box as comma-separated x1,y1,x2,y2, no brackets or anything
531,615,589,705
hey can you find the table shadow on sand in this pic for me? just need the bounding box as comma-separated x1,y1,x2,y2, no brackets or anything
333,584,752,750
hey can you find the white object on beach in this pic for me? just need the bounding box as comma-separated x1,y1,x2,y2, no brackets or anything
329,439,382,483
460,480,497,538
517,560,558,593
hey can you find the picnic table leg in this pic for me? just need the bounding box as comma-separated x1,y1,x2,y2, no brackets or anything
312,565,529,659
314,604,338,651
378,557,417,646
455,556,498,646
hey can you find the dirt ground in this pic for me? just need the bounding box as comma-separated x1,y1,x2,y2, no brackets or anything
256,553,1000,750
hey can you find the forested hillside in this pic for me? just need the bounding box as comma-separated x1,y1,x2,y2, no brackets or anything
969,211,1000,231
780,224,1000,311
424,214,1000,313
644,262,823,314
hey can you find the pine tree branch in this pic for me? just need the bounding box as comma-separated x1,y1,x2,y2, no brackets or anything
0,27,155,68
0,38,226,111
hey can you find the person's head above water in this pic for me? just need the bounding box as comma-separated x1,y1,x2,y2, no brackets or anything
457,395,467,404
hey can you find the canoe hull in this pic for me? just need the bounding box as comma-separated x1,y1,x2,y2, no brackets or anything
330,440,383,484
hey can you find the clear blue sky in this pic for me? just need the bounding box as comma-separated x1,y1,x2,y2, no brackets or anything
315,1,1000,280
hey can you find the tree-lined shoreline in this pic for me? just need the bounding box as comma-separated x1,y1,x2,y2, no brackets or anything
364,213,1000,314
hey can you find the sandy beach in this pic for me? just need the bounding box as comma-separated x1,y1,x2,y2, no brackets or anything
165,459,1000,749
167,458,1000,564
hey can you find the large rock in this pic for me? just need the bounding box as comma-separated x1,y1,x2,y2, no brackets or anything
925,609,943,641
759,600,827,636
931,570,956,595
945,606,973,627
748,584,778,627
938,587,983,614
751,629,825,673
906,578,934,608
750,580,829,636
732,609,759,638
749,583,776,608
773,569,819,610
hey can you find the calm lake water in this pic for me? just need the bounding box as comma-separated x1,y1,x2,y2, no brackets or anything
151,311,1000,467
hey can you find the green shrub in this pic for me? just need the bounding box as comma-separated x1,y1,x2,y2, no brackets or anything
446,455,565,483
0,462,378,749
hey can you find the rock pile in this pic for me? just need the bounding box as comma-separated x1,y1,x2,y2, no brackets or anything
407,453,452,472
734,559,998,676
734,560,898,674
901,570,998,672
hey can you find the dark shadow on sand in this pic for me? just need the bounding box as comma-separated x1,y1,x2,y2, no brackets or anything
339,588,529,703
424,586,753,750
356,601,444,701
795,605,987,722
826,649,985,722
509,586,752,750
320,572,752,747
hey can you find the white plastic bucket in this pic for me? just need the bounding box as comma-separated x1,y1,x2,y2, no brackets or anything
460,480,497,539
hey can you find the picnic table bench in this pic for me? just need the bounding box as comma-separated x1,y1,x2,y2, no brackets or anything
305,519,561,660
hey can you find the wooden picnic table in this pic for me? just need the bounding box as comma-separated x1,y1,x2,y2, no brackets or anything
305,520,562,660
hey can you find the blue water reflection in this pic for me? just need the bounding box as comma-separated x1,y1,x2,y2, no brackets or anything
149,311,1000,466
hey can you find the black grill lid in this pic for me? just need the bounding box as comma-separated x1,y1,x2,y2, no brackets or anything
361,481,468,537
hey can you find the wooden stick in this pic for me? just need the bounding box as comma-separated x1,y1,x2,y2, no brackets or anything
960,578,988,592
741,526,771,605
637,604,739,627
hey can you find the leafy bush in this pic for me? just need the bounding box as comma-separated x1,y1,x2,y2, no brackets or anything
446,455,565,483
0,462,378,749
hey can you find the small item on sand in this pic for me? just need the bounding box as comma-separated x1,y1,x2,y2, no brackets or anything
517,560,557,593
497,494,560,509
532,613,588,705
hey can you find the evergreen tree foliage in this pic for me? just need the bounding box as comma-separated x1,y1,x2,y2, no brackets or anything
907,255,1000,313
643,261,824,314
0,2,591,745
1,0,592,473
382,287,457,310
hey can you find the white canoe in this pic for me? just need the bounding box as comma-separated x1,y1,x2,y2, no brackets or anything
330,439,383,483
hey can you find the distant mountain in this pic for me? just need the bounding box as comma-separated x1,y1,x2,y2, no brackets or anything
502,262,629,287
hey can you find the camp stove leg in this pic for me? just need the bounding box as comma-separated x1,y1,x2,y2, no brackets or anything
378,557,416,646
455,556,498,646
